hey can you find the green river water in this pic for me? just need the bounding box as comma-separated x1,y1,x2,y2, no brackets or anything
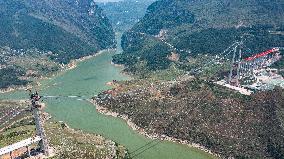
0,43,215,159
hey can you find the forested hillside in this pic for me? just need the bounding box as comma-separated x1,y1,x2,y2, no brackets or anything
97,79,284,158
0,0,115,64
0,0,115,89
116,0,284,72
97,1,284,158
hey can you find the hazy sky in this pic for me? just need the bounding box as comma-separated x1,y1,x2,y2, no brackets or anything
94,0,123,2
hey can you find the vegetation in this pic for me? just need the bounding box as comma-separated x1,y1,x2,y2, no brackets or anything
0,100,129,159
116,0,284,74
97,79,284,158
272,55,284,76
0,0,116,89
115,32,172,72
0,47,61,89
0,100,31,142
0,66,29,89
0,0,115,64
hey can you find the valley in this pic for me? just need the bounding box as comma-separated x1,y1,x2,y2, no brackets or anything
0,50,216,159
1,0,284,158
96,78,284,158
0,0,115,90
98,0,155,31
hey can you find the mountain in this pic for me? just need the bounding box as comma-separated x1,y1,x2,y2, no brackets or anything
115,0,284,72
97,0,155,31
0,0,116,89
0,0,115,64
96,79,284,158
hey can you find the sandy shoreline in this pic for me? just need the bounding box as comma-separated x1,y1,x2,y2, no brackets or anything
110,61,124,68
110,61,134,79
89,99,220,158
0,85,33,94
64,50,109,71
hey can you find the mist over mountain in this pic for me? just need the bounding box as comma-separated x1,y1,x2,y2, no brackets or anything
98,0,155,31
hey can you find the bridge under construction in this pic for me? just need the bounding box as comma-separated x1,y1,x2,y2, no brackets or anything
0,91,53,159
215,42,283,95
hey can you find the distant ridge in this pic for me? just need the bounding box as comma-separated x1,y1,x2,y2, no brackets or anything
0,0,115,64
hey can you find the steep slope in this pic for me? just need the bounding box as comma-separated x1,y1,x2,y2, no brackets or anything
96,79,284,158
0,0,115,64
0,0,115,89
98,0,155,31
116,0,284,71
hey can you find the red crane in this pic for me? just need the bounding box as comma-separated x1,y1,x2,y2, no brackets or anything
244,48,279,61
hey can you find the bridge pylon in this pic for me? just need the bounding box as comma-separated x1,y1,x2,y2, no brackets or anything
30,91,51,156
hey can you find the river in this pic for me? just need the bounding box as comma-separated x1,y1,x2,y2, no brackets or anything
0,36,215,159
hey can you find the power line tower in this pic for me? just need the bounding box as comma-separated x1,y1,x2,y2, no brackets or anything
29,91,51,156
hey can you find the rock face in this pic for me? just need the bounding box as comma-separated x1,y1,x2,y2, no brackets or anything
117,0,284,71
0,0,115,64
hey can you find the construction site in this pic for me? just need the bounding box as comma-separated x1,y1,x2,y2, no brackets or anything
214,43,283,95
0,90,130,159
0,91,54,159
154,31,284,95
1,37,283,158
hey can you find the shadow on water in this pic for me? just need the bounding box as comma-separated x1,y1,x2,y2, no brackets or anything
130,139,162,158
82,76,98,81
0,41,216,159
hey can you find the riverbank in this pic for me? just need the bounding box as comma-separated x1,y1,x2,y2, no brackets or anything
111,61,124,68
90,99,220,158
0,108,129,159
0,50,112,94
0,86,30,94
110,61,135,80
47,121,127,159
1,45,217,159
64,50,111,71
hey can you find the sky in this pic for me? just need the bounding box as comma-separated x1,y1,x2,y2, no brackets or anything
94,0,123,2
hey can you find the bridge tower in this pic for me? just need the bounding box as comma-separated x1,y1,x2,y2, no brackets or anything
30,91,51,156
227,42,243,86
